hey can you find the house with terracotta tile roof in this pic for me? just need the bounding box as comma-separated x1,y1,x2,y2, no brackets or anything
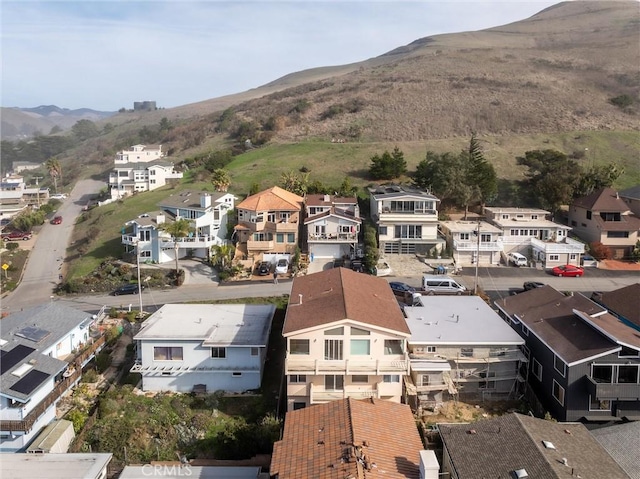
233,186,304,263
304,193,362,262
438,413,629,479
282,268,411,411
270,397,435,479
495,286,640,422
568,187,640,259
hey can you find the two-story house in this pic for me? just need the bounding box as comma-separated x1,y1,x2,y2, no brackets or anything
439,220,504,266
283,267,411,411
438,413,628,479
404,296,525,412
590,283,640,332
233,186,304,263
484,206,584,267
619,184,640,217
121,190,235,264
495,286,640,422
369,184,443,255
0,304,105,452
569,187,640,259
131,303,275,393
115,144,164,163
0,174,49,222
304,193,361,261
271,397,434,479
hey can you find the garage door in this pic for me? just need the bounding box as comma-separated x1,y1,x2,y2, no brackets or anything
263,253,291,264
310,244,341,259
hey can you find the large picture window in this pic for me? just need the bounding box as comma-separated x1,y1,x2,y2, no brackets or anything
153,347,183,361
290,339,309,355
384,340,403,355
350,339,370,355
211,347,226,358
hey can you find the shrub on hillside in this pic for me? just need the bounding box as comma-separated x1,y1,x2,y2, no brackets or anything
609,94,634,109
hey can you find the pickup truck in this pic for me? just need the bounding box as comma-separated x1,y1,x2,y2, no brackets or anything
1,230,32,241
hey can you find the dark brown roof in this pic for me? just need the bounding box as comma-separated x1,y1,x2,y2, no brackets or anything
439,413,628,479
580,311,640,349
595,283,640,327
283,268,410,336
572,187,630,212
593,213,640,232
306,193,357,207
496,289,616,364
271,398,424,479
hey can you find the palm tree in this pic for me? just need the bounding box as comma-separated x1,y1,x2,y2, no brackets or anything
210,244,235,271
45,158,62,193
159,218,194,274
211,168,231,192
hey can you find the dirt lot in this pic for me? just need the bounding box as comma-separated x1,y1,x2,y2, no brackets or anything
419,399,523,426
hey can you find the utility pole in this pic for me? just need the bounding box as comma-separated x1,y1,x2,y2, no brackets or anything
135,240,143,317
33,176,44,206
474,219,481,295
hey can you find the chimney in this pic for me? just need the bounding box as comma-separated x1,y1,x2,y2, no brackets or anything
323,194,330,203
156,214,165,225
200,193,212,208
419,450,440,479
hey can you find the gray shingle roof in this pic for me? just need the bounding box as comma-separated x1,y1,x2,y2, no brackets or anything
591,421,640,479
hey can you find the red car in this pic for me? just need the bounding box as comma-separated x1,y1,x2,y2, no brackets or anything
1,230,32,241
551,264,584,277
51,216,63,225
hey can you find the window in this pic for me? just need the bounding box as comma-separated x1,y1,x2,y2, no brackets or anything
570,254,576,260
589,396,611,411
351,327,370,336
325,327,344,335
352,375,368,383
618,365,639,384
379,226,387,236
522,324,529,336
154,347,183,361
250,347,259,356
211,347,226,358
427,346,437,353
421,375,431,386
394,225,422,239
384,340,403,355
290,339,309,355
276,233,284,243
592,365,613,383
267,212,276,223
325,375,344,390
287,233,295,243
532,358,542,381
479,372,496,389
620,346,640,358
586,210,592,220
293,402,306,410
460,233,470,241
549,254,559,261
289,375,307,383
531,214,538,220
460,348,473,358
600,212,621,222
383,375,400,383
554,355,566,377
607,231,629,238
280,212,290,222
350,339,370,355
325,340,343,360
552,380,565,405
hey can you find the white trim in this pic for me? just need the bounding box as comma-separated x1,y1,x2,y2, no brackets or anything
588,395,612,412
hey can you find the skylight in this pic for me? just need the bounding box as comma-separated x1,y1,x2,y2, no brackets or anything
11,363,33,378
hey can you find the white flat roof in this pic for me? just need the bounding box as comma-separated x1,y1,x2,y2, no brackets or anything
405,296,524,345
133,304,275,347
119,466,262,479
0,453,112,479
490,218,571,229
440,220,502,234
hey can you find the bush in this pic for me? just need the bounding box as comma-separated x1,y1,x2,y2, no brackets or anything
589,241,613,260
95,352,112,373
66,409,89,433
81,369,99,383
609,94,634,109
4,242,19,251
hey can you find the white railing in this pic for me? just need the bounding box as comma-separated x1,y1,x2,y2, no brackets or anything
286,357,408,375
453,239,504,252
530,237,585,253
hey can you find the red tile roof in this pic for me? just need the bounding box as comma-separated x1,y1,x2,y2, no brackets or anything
283,268,411,336
271,398,424,479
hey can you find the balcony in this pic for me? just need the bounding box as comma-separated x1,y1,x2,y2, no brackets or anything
159,236,217,249
130,360,260,373
308,232,358,243
453,239,504,252
271,221,298,233
285,357,408,375
247,239,275,251
309,383,379,403
586,376,640,400
379,209,438,223
530,237,585,254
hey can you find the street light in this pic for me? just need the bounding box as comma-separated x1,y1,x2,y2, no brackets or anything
474,220,481,295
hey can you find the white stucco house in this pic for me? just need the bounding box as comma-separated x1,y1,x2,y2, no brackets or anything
439,220,504,266
368,184,444,255
130,303,276,393
121,190,235,264
304,193,361,261
484,207,584,267
0,304,104,452
115,144,164,164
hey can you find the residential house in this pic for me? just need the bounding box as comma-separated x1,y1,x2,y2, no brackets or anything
590,421,640,479
304,193,361,261
484,206,584,267
0,304,105,452
234,186,304,263
121,190,235,264
271,397,433,479
368,184,443,255
115,144,164,164
404,296,525,411
0,174,48,223
438,413,629,479
0,453,113,479
131,304,275,393
568,187,640,259
438,220,503,266
495,287,640,422
282,268,411,412
619,184,640,217
108,160,183,199
590,283,640,331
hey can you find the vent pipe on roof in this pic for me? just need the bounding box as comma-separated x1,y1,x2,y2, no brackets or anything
299,294,303,304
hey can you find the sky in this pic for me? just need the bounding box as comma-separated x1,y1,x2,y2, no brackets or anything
1,0,561,112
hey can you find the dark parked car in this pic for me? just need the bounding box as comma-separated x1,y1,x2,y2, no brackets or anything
523,281,546,291
256,261,271,276
112,283,143,296
350,260,364,273
389,281,417,298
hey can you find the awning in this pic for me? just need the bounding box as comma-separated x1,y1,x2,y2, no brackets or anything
411,361,451,372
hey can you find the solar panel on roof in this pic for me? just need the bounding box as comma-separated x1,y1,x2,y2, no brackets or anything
15,326,51,343
0,344,36,374
10,370,51,395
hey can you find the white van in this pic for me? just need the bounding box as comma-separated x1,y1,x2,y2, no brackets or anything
421,275,466,294
507,252,528,267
